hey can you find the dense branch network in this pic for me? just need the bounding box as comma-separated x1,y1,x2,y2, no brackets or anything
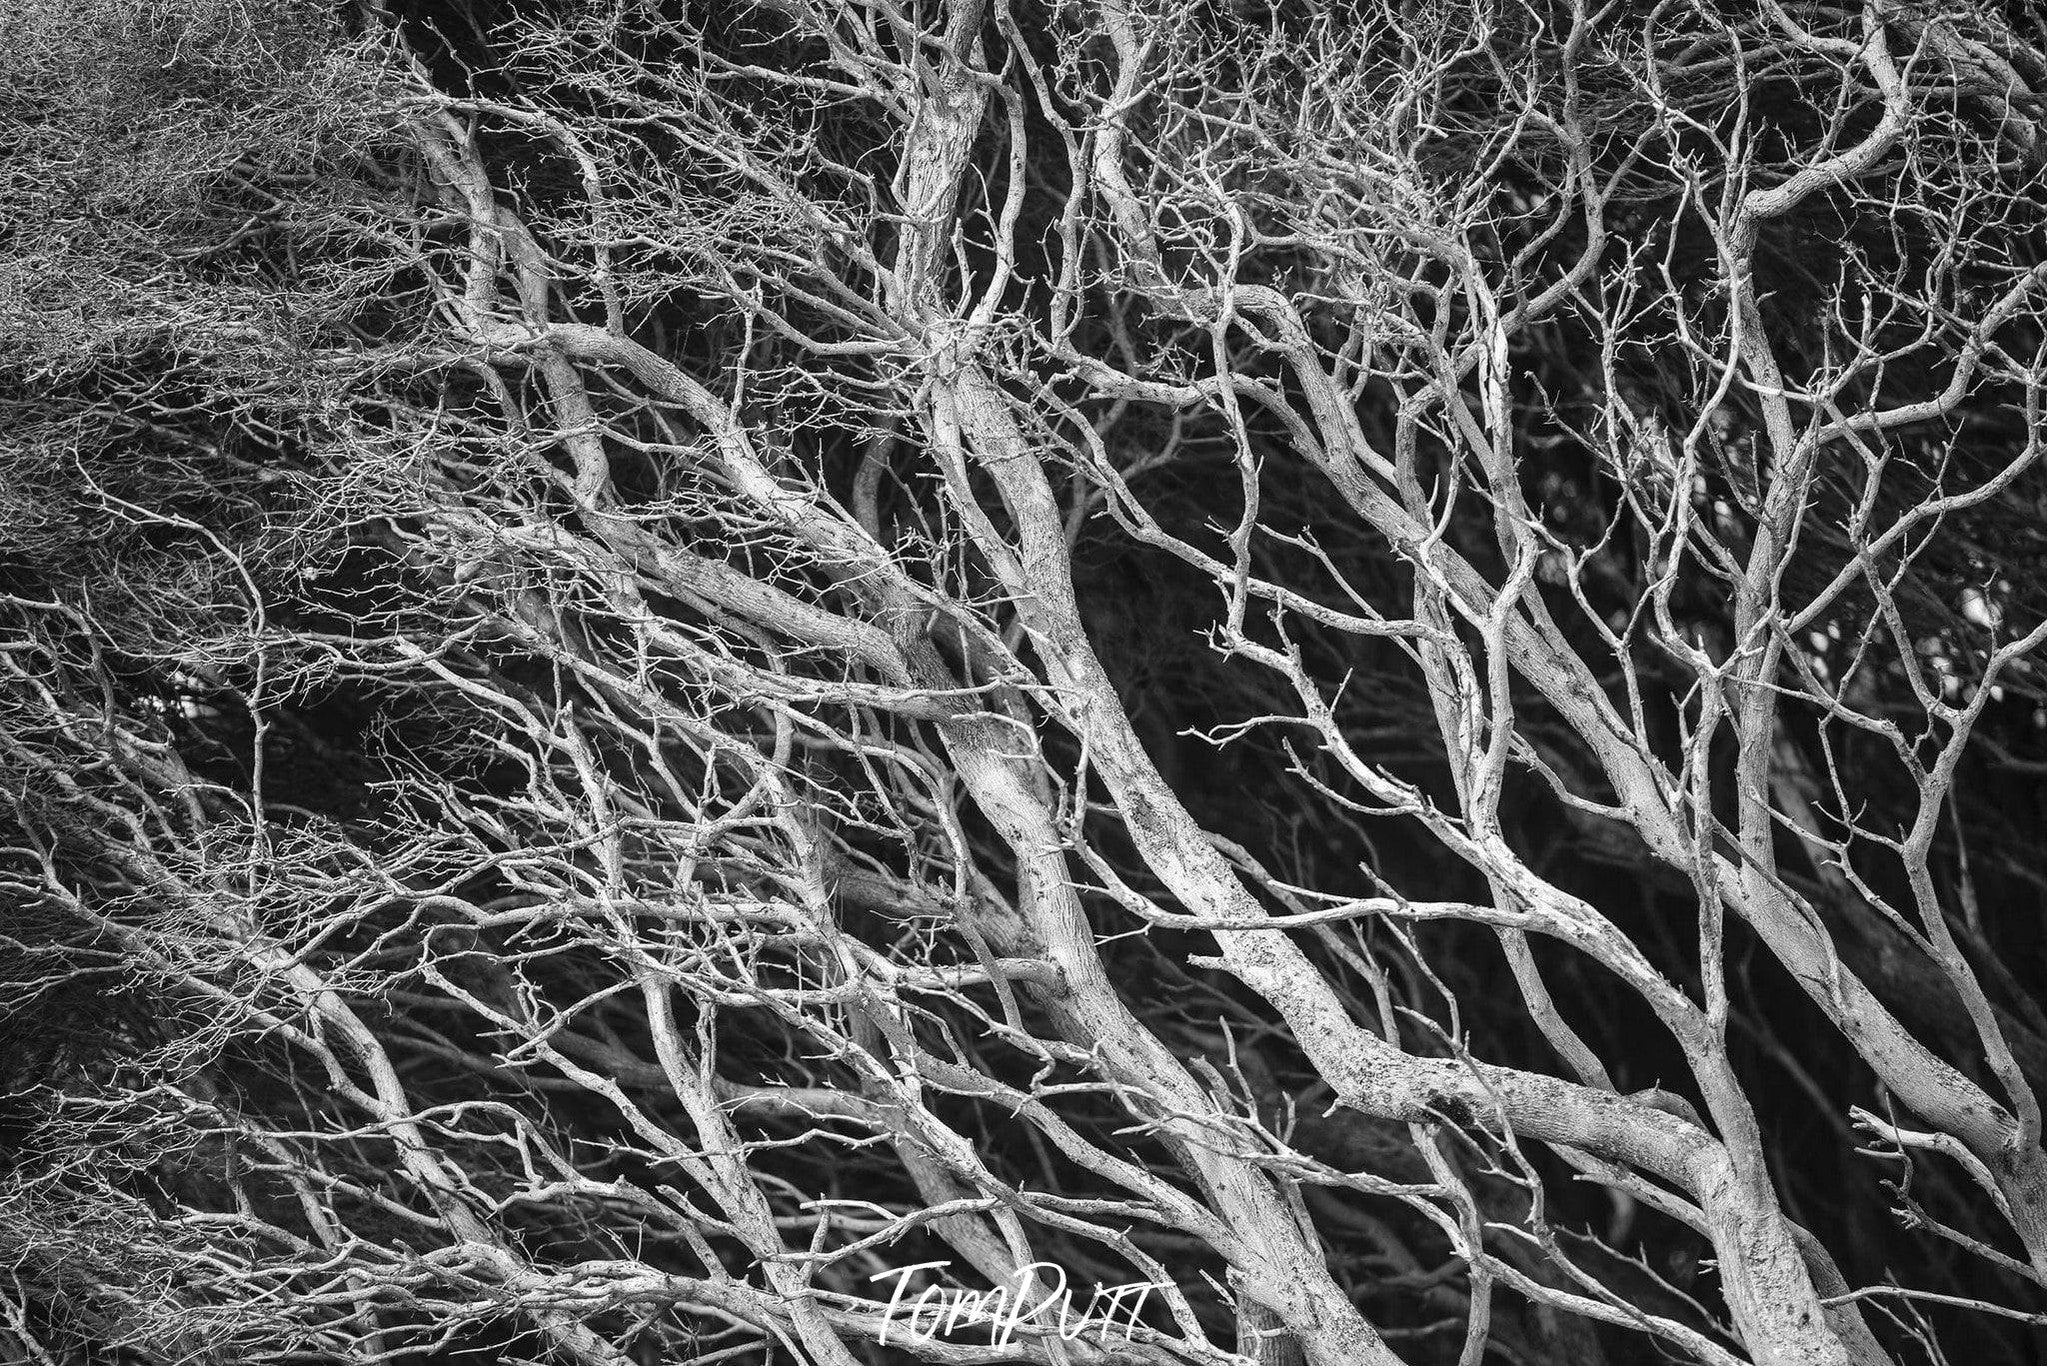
5,3,2047,1365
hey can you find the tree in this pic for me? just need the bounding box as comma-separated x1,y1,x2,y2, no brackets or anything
6,1,2047,1363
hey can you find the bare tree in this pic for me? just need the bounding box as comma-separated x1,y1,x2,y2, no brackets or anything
6,2,2047,1364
